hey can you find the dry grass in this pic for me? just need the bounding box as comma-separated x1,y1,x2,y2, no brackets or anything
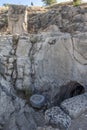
45,1,87,9
0,6,8,13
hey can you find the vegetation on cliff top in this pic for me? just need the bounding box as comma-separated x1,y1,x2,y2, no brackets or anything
42,0,57,5
42,0,81,6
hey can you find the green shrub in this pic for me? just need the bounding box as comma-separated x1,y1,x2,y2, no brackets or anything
73,0,81,6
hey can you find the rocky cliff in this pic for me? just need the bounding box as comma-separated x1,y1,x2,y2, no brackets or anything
0,4,87,130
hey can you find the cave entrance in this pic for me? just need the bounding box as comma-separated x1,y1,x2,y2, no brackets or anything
63,81,85,99
53,81,85,106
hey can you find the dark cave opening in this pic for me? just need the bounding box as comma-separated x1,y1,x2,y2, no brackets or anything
53,81,85,106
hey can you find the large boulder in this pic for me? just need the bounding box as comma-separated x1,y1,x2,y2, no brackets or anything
61,93,87,119
45,106,71,130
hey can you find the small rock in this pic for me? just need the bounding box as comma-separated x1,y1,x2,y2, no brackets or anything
45,106,71,130
7,69,12,75
9,58,14,63
48,38,56,45
8,63,13,69
30,94,45,109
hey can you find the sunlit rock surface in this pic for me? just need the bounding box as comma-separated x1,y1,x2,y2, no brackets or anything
0,4,87,130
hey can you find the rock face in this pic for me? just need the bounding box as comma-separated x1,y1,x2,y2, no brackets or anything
0,4,87,130
0,76,41,130
1,4,87,34
31,31,87,102
27,5,87,34
0,30,87,100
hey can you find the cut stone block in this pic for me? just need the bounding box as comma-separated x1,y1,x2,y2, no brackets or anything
8,5,27,34
61,93,87,119
45,106,71,130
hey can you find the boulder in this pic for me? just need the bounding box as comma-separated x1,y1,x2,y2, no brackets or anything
45,106,71,130
61,93,87,119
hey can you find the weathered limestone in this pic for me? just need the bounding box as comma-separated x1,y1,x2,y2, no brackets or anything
0,77,15,129
33,31,87,101
1,4,87,34
16,37,32,91
0,4,87,130
0,76,39,130
16,111,37,130
34,32,74,92
0,31,87,100
61,93,87,119
0,59,5,75
45,106,71,130
0,90,15,118
27,5,87,33
72,34,87,65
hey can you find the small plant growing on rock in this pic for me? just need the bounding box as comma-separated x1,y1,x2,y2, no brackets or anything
12,34,19,45
42,0,57,5
23,85,33,100
30,36,38,44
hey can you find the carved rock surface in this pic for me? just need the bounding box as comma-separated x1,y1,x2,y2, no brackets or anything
8,5,27,34
30,94,45,108
0,31,87,100
0,4,87,130
33,32,87,101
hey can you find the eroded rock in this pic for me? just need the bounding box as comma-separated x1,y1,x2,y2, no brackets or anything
8,5,27,34
0,4,87,130
61,93,87,119
45,106,71,130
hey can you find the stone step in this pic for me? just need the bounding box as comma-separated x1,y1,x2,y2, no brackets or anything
61,93,87,119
